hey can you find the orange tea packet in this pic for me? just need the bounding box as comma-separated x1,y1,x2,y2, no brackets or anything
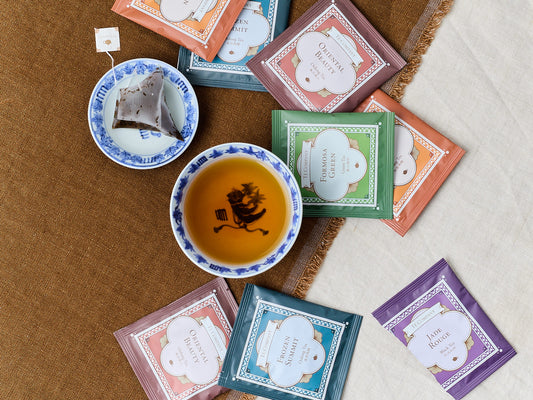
112,0,248,61
355,90,465,236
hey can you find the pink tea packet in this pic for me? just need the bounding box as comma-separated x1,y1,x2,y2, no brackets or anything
355,90,465,236
114,277,238,400
373,259,516,400
247,0,406,112
112,0,248,61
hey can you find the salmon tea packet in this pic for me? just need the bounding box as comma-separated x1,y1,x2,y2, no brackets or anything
219,284,362,400
112,0,248,62
114,277,238,400
246,0,406,112
355,90,465,236
272,109,394,218
372,259,516,400
177,0,291,91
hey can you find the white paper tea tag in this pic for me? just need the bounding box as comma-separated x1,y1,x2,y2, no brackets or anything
94,27,121,52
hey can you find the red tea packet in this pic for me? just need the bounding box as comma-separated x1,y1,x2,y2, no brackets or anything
355,90,465,236
112,0,248,61
246,0,406,112
114,277,238,400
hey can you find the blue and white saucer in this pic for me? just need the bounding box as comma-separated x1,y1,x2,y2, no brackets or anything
87,58,199,169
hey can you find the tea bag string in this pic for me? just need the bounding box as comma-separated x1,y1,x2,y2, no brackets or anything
106,51,117,85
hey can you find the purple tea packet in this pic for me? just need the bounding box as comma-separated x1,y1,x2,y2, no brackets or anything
246,0,405,112
114,277,238,400
373,259,516,400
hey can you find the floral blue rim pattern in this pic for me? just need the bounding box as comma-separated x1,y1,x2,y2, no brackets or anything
170,143,303,278
87,58,199,169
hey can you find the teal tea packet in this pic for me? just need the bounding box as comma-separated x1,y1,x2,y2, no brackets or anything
219,284,363,400
177,0,291,91
272,110,395,218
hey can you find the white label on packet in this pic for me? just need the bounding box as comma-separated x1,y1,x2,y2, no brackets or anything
217,1,270,63
406,307,473,372
192,0,217,22
202,316,227,359
404,302,444,337
261,316,326,388
328,26,363,65
300,140,313,189
256,320,278,368
94,27,120,52
160,316,221,384
296,129,368,202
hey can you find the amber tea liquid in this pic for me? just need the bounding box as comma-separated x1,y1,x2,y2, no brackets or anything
183,156,292,266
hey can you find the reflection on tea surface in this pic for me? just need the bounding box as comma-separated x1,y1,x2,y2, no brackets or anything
183,156,291,266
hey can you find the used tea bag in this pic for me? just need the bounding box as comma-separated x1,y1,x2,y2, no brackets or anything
178,0,291,91
114,277,238,400
272,109,395,218
355,90,465,235
112,0,248,61
219,284,362,400
112,68,183,140
247,0,406,112
373,259,516,400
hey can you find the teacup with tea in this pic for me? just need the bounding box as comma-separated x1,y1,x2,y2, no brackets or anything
170,143,303,278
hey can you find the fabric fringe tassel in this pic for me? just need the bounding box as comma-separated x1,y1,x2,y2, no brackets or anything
292,217,346,299
389,0,455,102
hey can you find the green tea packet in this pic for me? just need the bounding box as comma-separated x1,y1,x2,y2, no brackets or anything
219,284,363,400
272,110,395,218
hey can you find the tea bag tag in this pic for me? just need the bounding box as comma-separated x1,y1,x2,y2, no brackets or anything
95,27,120,84
94,27,121,52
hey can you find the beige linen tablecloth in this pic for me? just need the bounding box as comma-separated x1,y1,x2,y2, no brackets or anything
303,1,533,399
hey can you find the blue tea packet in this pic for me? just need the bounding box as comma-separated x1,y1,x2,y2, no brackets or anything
219,284,362,400
177,0,291,91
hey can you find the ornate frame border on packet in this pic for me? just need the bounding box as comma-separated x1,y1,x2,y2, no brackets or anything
272,109,395,218
112,0,248,61
177,0,291,91
247,0,405,112
114,277,238,400
372,259,516,400
355,90,465,236
219,284,362,400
